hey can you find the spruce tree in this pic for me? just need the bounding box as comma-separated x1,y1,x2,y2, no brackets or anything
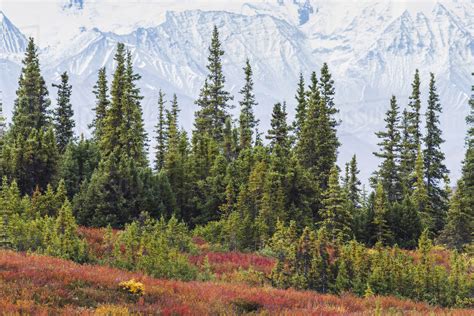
119,51,147,165
400,70,422,193
304,67,341,193
163,95,189,220
388,196,421,249
238,59,258,150
407,70,422,152
399,109,412,193
373,96,402,203
411,146,429,228
46,199,87,262
196,25,233,143
1,38,58,194
321,166,352,242
315,99,339,191
0,206,12,249
98,44,147,164
438,73,474,250
190,27,232,193
293,72,307,137
90,67,109,140
307,71,320,105
155,90,167,171
166,94,180,146
223,116,237,161
257,102,291,239
296,88,338,222
266,102,290,164
75,44,152,227
99,43,127,157
437,180,472,250
347,155,362,209
298,97,338,191
10,38,51,135
53,71,75,152
423,73,449,234
372,181,392,245
319,62,338,129
59,135,99,198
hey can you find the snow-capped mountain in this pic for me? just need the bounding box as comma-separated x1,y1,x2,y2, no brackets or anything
0,0,472,183
0,11,27,56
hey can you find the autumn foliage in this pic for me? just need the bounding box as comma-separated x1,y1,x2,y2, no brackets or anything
1,250,472,315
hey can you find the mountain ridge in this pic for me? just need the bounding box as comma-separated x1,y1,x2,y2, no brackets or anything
0,0,472,182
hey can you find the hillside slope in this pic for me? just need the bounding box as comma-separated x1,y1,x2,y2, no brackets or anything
0,250,472,315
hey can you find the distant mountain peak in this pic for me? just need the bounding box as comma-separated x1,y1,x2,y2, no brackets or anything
0,1,471,183
0,11,27,55
64,0,84,10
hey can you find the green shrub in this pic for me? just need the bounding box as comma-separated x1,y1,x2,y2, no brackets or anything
108,213,198,281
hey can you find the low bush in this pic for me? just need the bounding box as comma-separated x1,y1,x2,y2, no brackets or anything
105,213,198,281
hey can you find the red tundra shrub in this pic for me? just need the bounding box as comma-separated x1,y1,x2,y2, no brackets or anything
0,250,472,315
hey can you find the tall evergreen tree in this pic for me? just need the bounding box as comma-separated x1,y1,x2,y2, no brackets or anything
90,67,109,140
293,72,307,137
423,73,449,234
296,79,339,222
297,94,338,190
119,51,147,165
195,26,233,143
155,90,167,171
411,146,429,228
1,38,58,194
438,73,474,249
53,71,75,152
307,71,320,108
372,181,392,245
167,94,180,143
59,135,99,198
10,38,51,136
319,62,338,129
437,180,472,250
163,96,188,220
267,102,290,154
399,109,412,193
408,69,422,146
407,70,422,151
99,43,127,157
347,155,362,209
321,166,352,242
98,46,147,165
75,44,152,227
223,116,237,161
400,70,422,193
238,59,258,150
257,102,291,239
373,96,402,203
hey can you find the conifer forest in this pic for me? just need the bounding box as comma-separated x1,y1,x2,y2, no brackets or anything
0,23,472,314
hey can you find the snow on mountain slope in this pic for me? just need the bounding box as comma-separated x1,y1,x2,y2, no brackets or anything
40,9,317,141
0,0,472,183
0,11,27,57
0,11,27,119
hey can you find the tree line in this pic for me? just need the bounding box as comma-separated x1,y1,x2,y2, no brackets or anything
0,26,472,307
0,27,472,251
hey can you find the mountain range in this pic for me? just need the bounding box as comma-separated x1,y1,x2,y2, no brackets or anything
0,0,472,183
